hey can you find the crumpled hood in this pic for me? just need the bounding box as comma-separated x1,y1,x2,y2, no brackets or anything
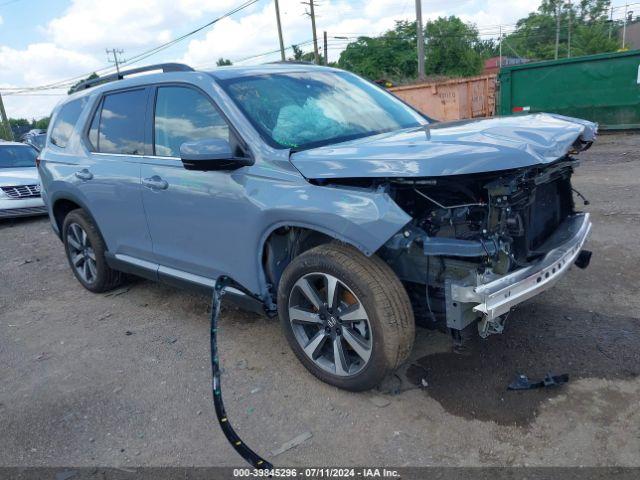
0,167,40,187
290,113,597,179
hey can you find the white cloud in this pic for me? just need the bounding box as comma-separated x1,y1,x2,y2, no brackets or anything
458,0,541,32
181,0,423,67
1,0,544,119
0,43,100,118
45,0,247,52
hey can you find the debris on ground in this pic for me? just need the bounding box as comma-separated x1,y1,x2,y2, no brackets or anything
508,372,569,391
271,431,313,457
165,336,177,344
104,287,130,298
369,395,391,408
97,313,112,321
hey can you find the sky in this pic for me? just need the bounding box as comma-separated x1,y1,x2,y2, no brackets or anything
0,0,551,119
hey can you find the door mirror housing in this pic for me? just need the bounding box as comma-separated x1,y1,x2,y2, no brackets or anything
180,139,251,171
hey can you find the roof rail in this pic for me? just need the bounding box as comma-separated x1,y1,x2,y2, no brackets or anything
70,63,194,93
266,60,315,65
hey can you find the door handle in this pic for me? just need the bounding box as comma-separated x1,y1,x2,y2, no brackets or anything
142,175,169,190
74,169,93,181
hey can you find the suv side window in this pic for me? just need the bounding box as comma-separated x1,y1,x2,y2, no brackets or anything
154,86,229,157
91,89,146,155
50,97,87,148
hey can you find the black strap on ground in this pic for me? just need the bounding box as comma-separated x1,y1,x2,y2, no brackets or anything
210,278,273,469
508,372,569,390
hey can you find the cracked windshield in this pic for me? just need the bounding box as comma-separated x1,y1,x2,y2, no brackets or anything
221,70,426,150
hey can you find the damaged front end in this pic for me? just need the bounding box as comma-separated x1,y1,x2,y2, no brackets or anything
290,113,597,344
375,156,592,341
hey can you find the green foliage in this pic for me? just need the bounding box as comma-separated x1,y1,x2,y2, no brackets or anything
68,72,99,95
474,39,500,58
288,44,324,64
338,18,484,81
503,0,618,60
338,21,417,80
290,44,304,61
34,117,50,130
216,58,232,66
3,117,50,140
424,16,484,77
9,118,30,127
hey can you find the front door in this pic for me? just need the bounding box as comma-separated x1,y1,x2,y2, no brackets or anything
140,85,252,284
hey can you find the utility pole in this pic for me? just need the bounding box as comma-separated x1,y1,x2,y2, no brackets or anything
499,25,503,68
415,0,425,81
323,30,328,65
608,4,613,39
302,1,320,64
554,1,561,60
567,0,572,58
0,92,14,141
622,3,629,49
106,48,125,76
274,0,286,61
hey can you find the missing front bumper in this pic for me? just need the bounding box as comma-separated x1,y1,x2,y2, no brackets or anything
448,213,592,327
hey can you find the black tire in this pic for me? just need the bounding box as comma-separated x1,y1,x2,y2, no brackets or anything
62,209,124,293
277,242,415,391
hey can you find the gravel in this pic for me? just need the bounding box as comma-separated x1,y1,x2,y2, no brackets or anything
1,133,639,467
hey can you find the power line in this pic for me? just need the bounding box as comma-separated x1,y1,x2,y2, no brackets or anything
301,0,320,64
2,0,262,95
106,48,126,76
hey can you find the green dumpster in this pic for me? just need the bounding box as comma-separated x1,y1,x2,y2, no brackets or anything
498,50,640,130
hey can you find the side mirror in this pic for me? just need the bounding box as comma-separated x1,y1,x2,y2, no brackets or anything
180,139,252,171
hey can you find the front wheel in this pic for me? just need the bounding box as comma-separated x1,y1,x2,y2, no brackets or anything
277,243,415,391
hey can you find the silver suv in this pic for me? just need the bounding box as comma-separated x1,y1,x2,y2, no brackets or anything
39,62,594,391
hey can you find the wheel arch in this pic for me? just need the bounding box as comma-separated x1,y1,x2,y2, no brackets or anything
51,193,104,245
258,222,368,307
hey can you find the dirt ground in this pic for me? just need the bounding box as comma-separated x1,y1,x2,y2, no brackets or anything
1,133,639,468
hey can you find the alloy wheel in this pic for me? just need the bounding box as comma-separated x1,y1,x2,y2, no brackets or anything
66,223,98,284
288,272,373,377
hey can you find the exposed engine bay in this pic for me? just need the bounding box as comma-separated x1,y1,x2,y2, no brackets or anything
359,155,592,341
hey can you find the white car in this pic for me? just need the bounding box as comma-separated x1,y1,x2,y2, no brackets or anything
0,141,47,219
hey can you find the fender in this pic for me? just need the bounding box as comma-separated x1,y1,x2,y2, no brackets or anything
250,182,413,302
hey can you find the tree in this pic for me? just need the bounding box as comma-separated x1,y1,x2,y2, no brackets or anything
290,44,304,61
571,23,619,55
288,44,324,64
473,38,500,58
504,0,618,60
68,72,99,94
424,16,484,77
9,118,30,128
338,21,418,80
216,58,232,66
337,18,484,81
34,117,50,130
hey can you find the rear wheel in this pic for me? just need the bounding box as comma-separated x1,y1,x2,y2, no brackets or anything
62,209,123,293
277,243,415,391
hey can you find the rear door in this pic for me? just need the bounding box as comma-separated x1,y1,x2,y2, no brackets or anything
79,88,155,268
140,84,252,284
